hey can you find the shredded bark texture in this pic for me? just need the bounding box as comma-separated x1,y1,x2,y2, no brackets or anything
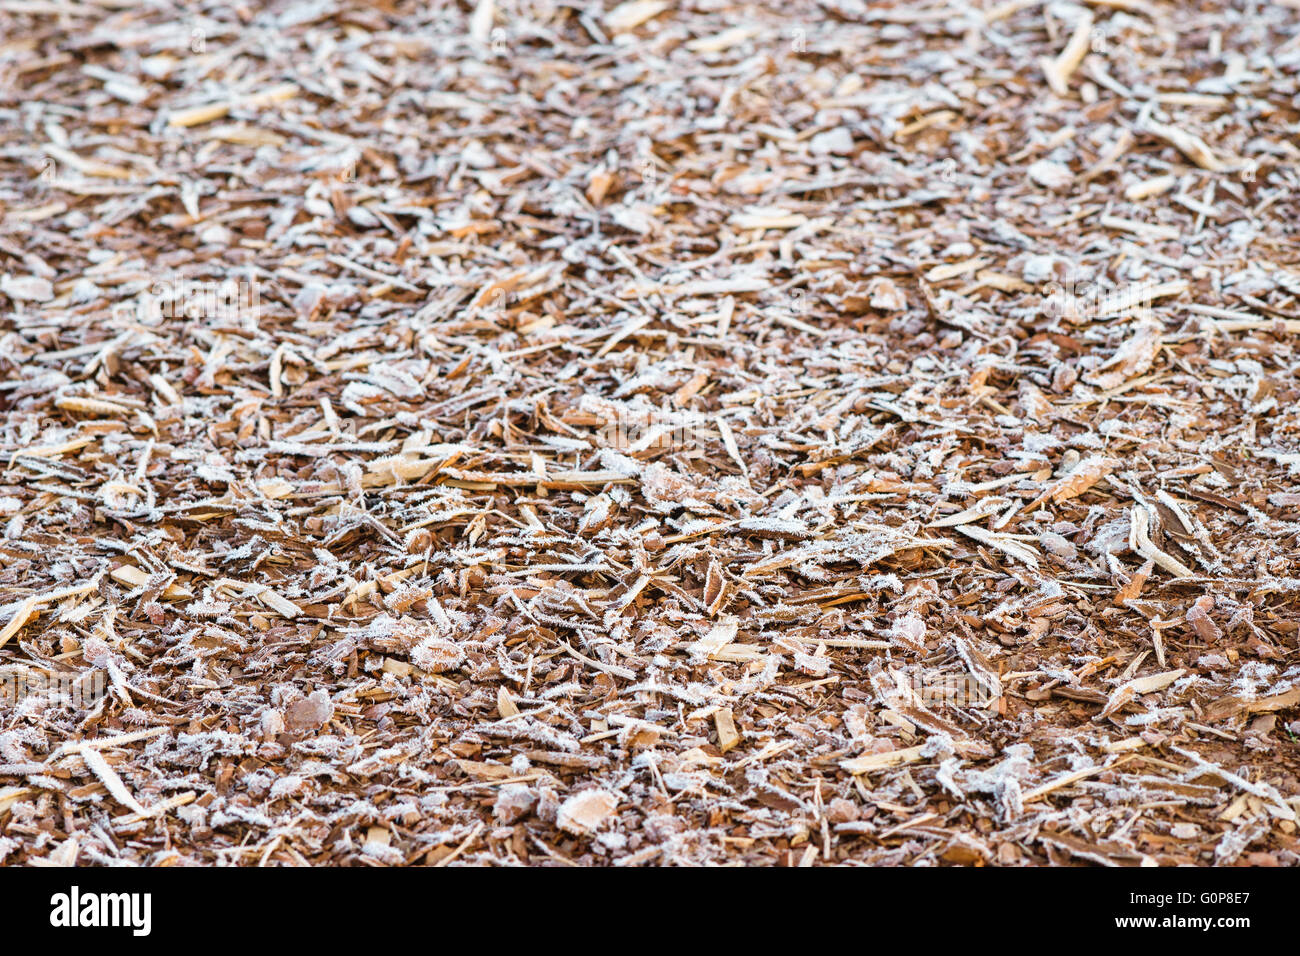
2,0,1300,866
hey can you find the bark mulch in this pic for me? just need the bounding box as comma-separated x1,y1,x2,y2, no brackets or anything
2,0,1300,866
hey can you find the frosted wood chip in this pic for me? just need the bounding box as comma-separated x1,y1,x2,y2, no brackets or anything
604,0,668,32
556,789,618,835
841,745,925,775
0,0,1294,869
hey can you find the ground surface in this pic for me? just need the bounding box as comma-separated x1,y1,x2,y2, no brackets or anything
2,0,1300,866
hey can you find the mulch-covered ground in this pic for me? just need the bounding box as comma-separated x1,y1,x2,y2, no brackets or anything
2,0,1300,866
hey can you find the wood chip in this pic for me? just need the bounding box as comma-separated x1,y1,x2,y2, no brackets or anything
1,0,1294,869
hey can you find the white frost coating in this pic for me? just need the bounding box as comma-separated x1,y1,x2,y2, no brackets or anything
556,789,618,835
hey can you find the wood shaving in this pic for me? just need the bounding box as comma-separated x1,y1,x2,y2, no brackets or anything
1,0,1299,868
